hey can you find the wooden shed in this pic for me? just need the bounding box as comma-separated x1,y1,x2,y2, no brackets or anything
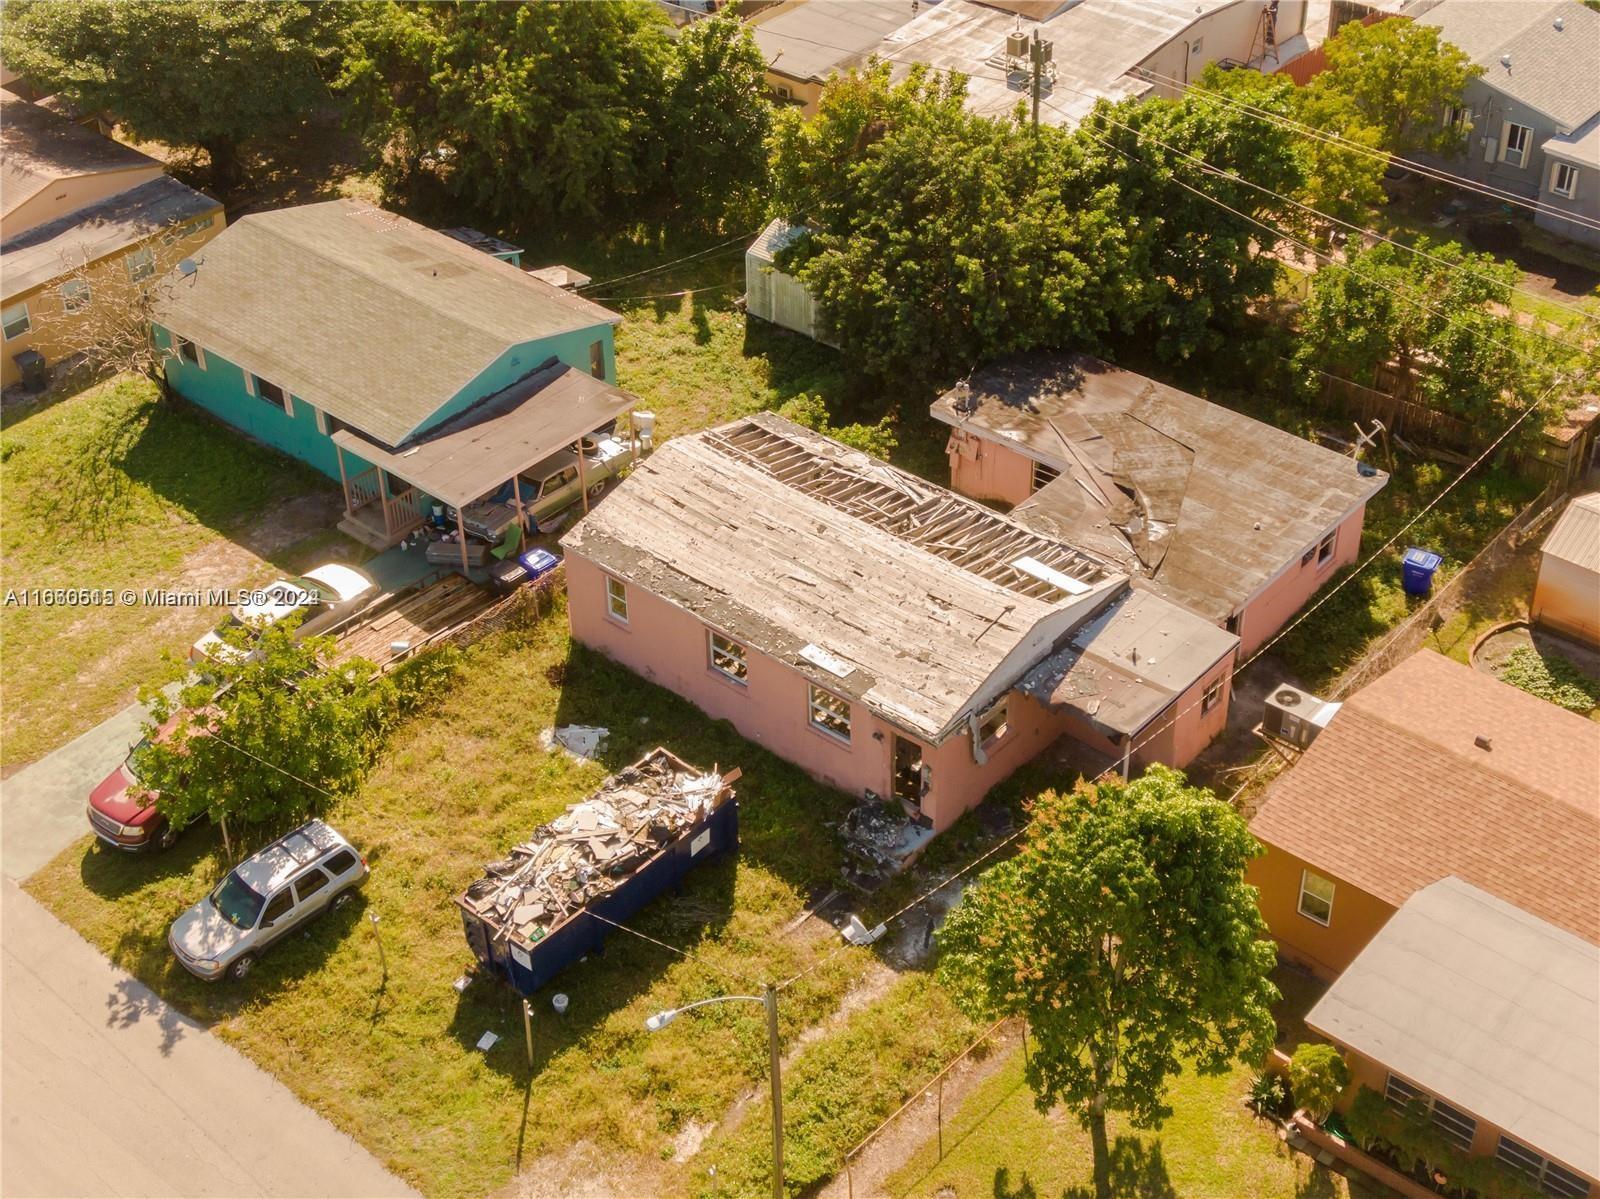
1533,492,1600,647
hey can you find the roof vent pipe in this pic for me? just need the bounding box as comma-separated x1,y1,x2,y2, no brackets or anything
1554,15,1564,30
1474,734,1493,751
1500,52,1512,69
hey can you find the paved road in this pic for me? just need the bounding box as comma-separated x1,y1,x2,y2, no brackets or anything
1,696,153,884
1,703,416,1199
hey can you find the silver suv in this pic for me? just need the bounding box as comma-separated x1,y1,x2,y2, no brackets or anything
169,820,368,982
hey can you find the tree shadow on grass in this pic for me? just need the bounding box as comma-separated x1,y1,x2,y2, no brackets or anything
993,1138,1178,1199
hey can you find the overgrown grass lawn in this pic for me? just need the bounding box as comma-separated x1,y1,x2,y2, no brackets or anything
26,598,885,1199
884,1046,1387,1199
0,376,328,767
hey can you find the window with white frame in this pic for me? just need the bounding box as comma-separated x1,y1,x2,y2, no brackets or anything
250,373,292,414
808,684,851,742
604,575,628,624
1031,460,1061,492
1384,1073,1425,1110
1201,677,1223,714
978,698,1009,745
59,279,91,313
1445,104,1470,132
125,245,155,281
173,335,204,368
1551,161,1579,199
708,630,748,684
1297,869,1335,925
2,302,30,340
1316,530,1337,567
1502,122,1532,167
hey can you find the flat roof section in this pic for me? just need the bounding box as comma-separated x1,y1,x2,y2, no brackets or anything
1308,876,1599,1183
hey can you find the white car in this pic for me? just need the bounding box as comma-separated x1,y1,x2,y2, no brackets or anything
189,564,376,665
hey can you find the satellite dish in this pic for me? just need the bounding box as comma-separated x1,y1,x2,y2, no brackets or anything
178,258,198,277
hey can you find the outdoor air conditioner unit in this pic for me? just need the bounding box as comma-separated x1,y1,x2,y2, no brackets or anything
1263,684,1341,749
1006,30,1029,59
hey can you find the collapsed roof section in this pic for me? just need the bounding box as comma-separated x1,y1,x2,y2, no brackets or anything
563,411,1134,744
932,353,1388,624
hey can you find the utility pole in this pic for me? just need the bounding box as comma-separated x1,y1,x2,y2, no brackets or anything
1031,28,1044,131
765,983,784,1199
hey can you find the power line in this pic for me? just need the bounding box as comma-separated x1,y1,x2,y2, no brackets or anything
209,732,338,799
1127,65,1600,234
577,234,758,293
587,911,759,988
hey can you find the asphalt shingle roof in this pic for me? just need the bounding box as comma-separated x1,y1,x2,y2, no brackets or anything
1250,650,1600,944
154,200,620,447
1417,0,1600,127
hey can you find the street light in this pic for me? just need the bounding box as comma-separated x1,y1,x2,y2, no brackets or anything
646,984,784,1199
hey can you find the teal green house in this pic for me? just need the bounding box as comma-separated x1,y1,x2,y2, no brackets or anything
154,199,624,547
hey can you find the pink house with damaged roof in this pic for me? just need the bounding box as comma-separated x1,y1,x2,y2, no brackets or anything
561,413,1238,835
931,353,1389,659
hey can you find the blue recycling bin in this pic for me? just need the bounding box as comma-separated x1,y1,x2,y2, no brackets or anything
1401,547,1443,597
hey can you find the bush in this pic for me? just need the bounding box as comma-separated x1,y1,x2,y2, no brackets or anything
777,392,897,460
1497,645,1600,713
1345,1086,1544,1199
1288,1043,1349,1120
1248,1070,1290,1118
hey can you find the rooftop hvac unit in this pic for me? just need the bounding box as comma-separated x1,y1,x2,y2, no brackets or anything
1006,30,1029,59
1263,684,1340,749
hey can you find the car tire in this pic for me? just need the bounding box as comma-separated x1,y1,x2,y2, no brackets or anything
226,953,256,982
587,481,605,501
332,890,354,912
156,822,179,851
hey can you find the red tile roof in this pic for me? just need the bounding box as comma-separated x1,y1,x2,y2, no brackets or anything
1250,650,1600,944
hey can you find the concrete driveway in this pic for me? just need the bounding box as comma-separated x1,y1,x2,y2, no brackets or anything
1,700,417,1199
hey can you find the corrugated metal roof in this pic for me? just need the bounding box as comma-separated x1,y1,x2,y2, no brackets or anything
154,200,621,447
1543,492,1600,573
1308,877,1599,1182
0,175,220,300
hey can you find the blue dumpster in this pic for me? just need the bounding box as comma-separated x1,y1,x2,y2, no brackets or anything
1401,547,1443,597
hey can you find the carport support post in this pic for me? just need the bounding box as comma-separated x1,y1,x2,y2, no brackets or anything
455,508,470,575
522,998,534,1069
576,436,589,515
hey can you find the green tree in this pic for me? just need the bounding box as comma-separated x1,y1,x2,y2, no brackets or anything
135,622,394,844
936,767,1279,1199
776,392,897,459
661,12,772,223
0,0,343,191
1288,1043,1350,1121
1075,70,1307,359
769,64,1135,385
342,1,673,224
1291,237,1577,430
1301,17,1481,159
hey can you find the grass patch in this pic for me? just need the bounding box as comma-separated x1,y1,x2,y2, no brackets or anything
0,376,327,767
882,1044,1385,1199
25,594,877,1199
1273,457,1542,689
695,974,980,1197
1497,645,1600,713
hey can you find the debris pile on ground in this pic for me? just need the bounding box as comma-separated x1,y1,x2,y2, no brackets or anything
538,724,609,762
462,754,725,944
836,798,936,887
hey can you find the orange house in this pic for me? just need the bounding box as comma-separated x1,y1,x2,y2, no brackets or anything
1247,650,1600,981
930,354,1388,659
561,413,1237,836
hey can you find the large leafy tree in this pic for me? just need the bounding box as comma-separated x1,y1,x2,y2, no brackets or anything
661,12,772,223
1075,69,1306,359
1291,237,1574,429
0,0,343,191
136,622,394,845
936,767,1279,1199
342,1,674,224
769,64,1135,385
1300,17,1480,159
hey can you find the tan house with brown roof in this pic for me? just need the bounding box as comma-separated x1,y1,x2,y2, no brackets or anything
1,89,222,389
1247,649,1600,981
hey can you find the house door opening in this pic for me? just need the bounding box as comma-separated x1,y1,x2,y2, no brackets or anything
891,735,924,816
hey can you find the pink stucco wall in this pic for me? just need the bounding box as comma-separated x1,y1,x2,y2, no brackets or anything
1233,505,1367,659
946,430,1036,508
567,551,1234,830
946,435,1371,659
1053,651,1233,771
565,552,1064,832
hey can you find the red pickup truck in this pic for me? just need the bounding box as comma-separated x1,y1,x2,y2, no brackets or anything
86,714,195,853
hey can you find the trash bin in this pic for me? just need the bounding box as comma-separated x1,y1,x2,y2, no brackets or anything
1401,547,1443,597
